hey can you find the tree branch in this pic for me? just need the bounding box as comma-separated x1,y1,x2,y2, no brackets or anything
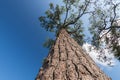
99,1,120,40
65,0,91,26
99,29,111,40
68,24,81,34
63,0,70,26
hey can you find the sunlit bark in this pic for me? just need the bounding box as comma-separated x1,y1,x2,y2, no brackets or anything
36,29,111,80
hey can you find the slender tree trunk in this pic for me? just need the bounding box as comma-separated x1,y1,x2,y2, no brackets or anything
36,29,111,80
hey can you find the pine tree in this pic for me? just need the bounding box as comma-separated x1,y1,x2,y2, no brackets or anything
36,0,120,79
36,29,111,80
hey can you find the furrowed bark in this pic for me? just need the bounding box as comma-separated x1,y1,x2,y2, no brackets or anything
36,29,111,80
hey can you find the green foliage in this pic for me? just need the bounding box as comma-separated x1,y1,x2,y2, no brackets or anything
39,0,90,47
39,3,65,32
49,3,54,10
89,0,120,60
39,0,120,61
67,20,85,45
43,38,55,49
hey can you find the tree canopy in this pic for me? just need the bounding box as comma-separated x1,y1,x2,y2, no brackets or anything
39,0,120,61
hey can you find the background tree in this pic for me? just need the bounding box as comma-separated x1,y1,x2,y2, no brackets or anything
89,0,120,60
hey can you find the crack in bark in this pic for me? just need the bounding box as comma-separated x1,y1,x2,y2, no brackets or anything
58,39,61,61
72,60,79,79
78,50,100,77
53,71,55,80
82,64,97,78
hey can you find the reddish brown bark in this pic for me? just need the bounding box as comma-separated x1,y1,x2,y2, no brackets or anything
36,29,111,80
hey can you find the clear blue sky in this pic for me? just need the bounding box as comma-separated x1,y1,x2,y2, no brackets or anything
0,0,120,80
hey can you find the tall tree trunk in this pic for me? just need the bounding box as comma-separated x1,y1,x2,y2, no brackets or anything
36,29,111,80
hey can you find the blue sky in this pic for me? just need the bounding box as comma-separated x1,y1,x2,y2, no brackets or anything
0,0,120,80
